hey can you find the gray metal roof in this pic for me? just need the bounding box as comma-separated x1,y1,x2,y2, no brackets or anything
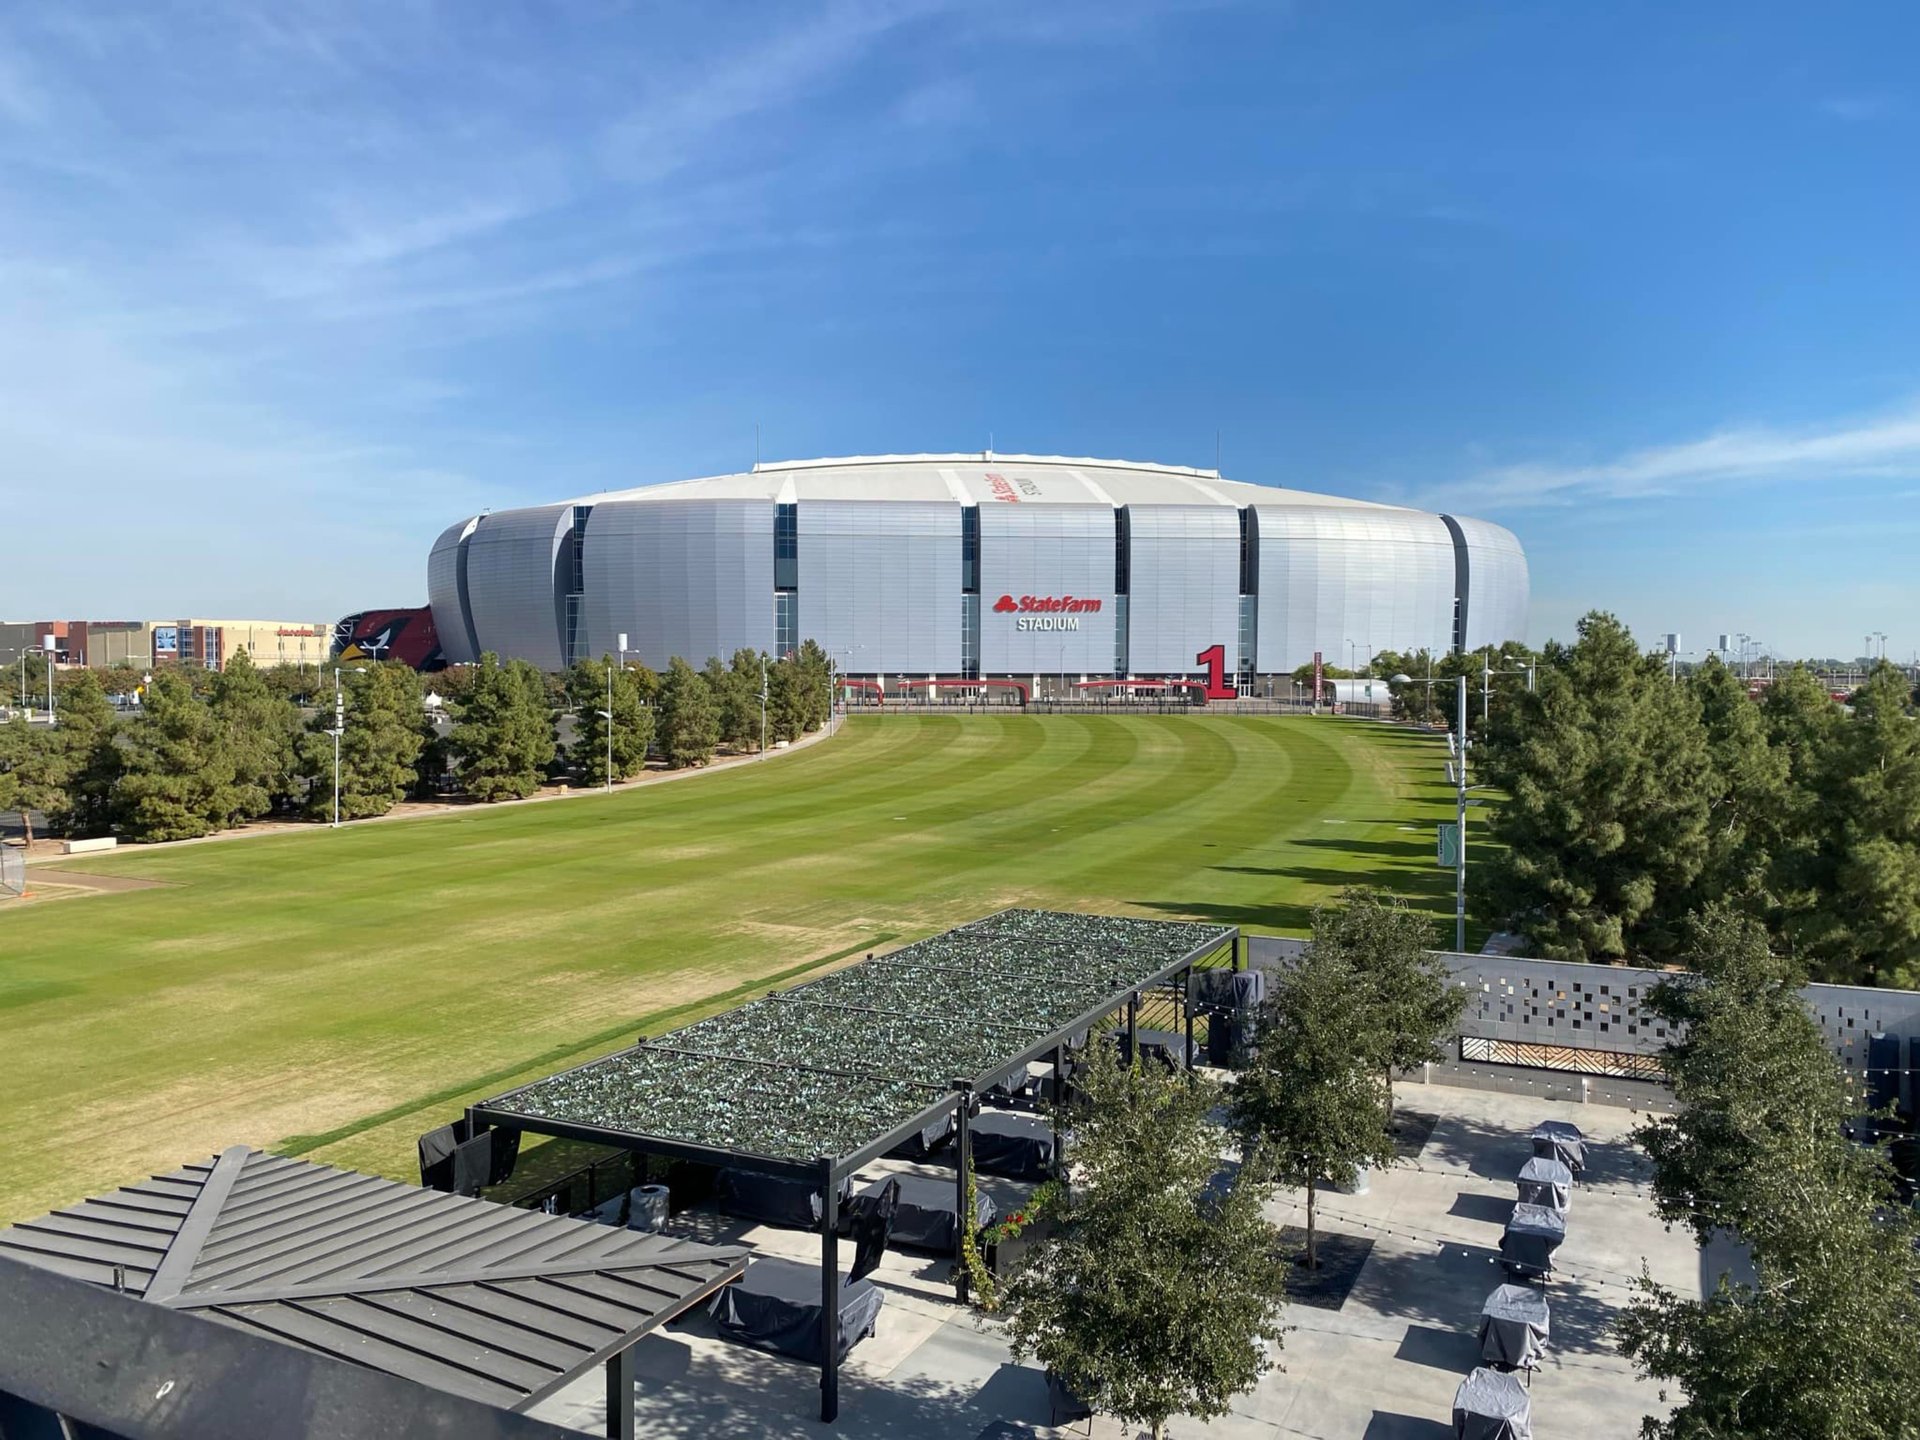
476,909,1235,1179
0,1147,746,1416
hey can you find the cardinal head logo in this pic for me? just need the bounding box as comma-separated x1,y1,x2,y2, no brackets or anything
992,594,1018,614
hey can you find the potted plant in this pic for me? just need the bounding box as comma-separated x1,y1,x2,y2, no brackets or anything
983,1181,1062,1283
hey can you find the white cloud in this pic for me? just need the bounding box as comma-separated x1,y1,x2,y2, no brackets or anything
1818,93,1898,122
1419,402,1920,511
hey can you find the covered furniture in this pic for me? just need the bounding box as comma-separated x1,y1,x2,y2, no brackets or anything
885,1110,955,1159
1530,1120,1587,1177
854,1172,995,1253
1112,1026,1194,1070
715,1167,847,1229
1193,967,1266,1068
1452,1366,1533,1439
1516,1156,1572,1212
711,1257,882,1365
970,1110,1056,1181
1478,1284,1551,1371
1500,1203,1566,1279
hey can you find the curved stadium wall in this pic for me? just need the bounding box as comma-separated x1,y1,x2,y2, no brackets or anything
426,455,1528,681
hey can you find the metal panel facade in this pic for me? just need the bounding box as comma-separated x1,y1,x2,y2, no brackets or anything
1253,505,1456,672
1124,505,1240,674
426,517,479,664
464,505,571,670
583,497,774,669
977,504,1115,676
795,499,960,675
1450,515,1531,650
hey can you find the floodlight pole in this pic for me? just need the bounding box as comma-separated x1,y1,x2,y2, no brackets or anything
760,656,768,754
329,668,344,829
1455,673,1468,952
605,658,614,794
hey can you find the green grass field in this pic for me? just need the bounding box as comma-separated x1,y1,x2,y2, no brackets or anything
0,714,1451,1222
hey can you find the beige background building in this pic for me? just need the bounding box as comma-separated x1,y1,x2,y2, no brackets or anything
0,618,333,671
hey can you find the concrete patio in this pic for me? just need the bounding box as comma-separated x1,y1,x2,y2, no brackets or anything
527,1081,1704,1439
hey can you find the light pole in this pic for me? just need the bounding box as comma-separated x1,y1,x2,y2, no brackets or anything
1455,673,1468,952
759,656,769,754
42,635,56,725
326,668,344,828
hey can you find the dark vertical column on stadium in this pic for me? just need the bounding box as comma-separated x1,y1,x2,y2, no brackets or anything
819,1156,841,1422
952,1083,973,1305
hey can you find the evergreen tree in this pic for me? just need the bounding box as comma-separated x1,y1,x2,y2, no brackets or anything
116,670,240,840
563,657,654,785
208,649,301,824
448,653,555,800
655,656,719,768
794,639,832,730
1688,656,1787,904
48,669,121,836
1314,888,1463,1133
0,717,60,844
1004,1043,1288,1440
300,663,426,819
1474,611,1716,962
765,657,804,743
1228,941,1395,1269
724,649,767,750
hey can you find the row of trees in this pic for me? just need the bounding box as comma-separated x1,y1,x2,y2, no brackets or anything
1618,908,1918,1438
1003,892,1464,1439
1473,611,1920,987
0,641,839,843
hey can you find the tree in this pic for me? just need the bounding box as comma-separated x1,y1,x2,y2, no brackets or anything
726,649,767,750
116,670,240,841
1474,612,1716,962
208,649,301,824
1003,1042,1288,1440
448,653,555,801
656,657,719,768
765,656,805,743
563,657,654,786
1689,657,1787,905
48,671,120,837
1228,940,1395,1269
1314,888,1464,1133
794,639,832,731
300,663,426,819
1618,907,1920,1438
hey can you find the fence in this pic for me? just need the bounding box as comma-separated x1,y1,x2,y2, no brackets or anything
0,846,23,898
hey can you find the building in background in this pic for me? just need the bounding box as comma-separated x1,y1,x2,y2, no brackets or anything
329,607,444,669
0,619,332,671
425,454,1529,690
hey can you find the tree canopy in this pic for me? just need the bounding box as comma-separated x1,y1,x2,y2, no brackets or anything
448,653,556,801
564,656,654,785
656,657,719,768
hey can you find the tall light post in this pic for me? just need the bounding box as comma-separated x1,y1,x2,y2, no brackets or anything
325,668,344,828
42,634,57,725
1454,673,1469,952
759,655,769,754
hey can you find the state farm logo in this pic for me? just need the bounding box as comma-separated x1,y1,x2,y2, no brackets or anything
993,594,1102,631
985,471,1042,503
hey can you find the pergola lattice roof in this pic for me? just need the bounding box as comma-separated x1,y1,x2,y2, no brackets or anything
476,910,1235,1178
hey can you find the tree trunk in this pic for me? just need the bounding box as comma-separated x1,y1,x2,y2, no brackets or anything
1152,1422,1167,1440
1305,1177,1317,1270
1385,1067,1396,1135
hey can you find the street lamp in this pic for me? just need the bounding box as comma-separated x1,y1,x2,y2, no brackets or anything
759,655,769,754
324,668,344,828
41,634,56,725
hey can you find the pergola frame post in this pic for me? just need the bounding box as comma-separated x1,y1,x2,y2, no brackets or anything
952,1081,973,1306
1126,991,1139,1068
819,1157,841,1423
1183,964,1196,1072
604,1344,634,1440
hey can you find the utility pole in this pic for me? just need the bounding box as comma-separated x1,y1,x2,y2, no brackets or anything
43,635,56,725
328,668,344,828
760,656,769,754
1455,674,1468,953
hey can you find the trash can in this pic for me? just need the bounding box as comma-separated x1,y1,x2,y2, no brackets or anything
633,1184,671,1233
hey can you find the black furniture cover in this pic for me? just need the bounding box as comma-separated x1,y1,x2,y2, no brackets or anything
969,1111,1056,1181
1047,1371,1093,1427
1195,969,1266,1068
886,1110,955,1159
1516,1156,1572,1212
1112,1027,1194,1070
1530,1120,1587,1176
715,1167,848,1229
1500,1203,1566,1278
1478,1284,1550,1371
846,1179,897,1283
853,1173,996,1253
417,1121,520,1195
1452,1366,1533,1440
710,1257,883,1365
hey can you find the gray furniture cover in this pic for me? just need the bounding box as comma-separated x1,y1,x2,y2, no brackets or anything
1500,1203,1567,1278
1195,968,1266,1068
710,1257,883,1365
1452,1366,1533,1440
969,1110,1056,1181
854,1173,995,1253
1478,1284,1551,1371
715,1167,849,1229
1530,1120,1587,1176
1516,1156,1573,1212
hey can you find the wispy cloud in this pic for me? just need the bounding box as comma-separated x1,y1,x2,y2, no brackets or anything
1422,402,1920,511
1818,93,1899,122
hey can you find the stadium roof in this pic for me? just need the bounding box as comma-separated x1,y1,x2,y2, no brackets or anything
574,452,1405,511
0,1147,745,1425
474,909,1237,1182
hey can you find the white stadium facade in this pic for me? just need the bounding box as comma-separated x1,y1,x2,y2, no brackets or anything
426,454,1527,689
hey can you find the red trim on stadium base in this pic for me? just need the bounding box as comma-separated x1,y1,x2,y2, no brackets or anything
895,677,1031,704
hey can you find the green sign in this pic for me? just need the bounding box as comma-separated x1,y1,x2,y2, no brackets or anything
1437,822,1460,868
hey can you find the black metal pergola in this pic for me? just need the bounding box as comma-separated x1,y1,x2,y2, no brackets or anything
468,908,1238,1421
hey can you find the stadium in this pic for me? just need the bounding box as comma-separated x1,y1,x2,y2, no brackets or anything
426,454,1528,684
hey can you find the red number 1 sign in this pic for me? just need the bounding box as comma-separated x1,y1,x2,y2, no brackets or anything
1194,644,1236,699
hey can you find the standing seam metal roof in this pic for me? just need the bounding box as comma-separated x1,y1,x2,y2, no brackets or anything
0,1147,746,1415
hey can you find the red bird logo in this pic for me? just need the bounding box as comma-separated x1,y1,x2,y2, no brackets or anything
992,594,1018,613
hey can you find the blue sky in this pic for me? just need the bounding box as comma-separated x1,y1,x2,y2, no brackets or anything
1,1,1916,659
